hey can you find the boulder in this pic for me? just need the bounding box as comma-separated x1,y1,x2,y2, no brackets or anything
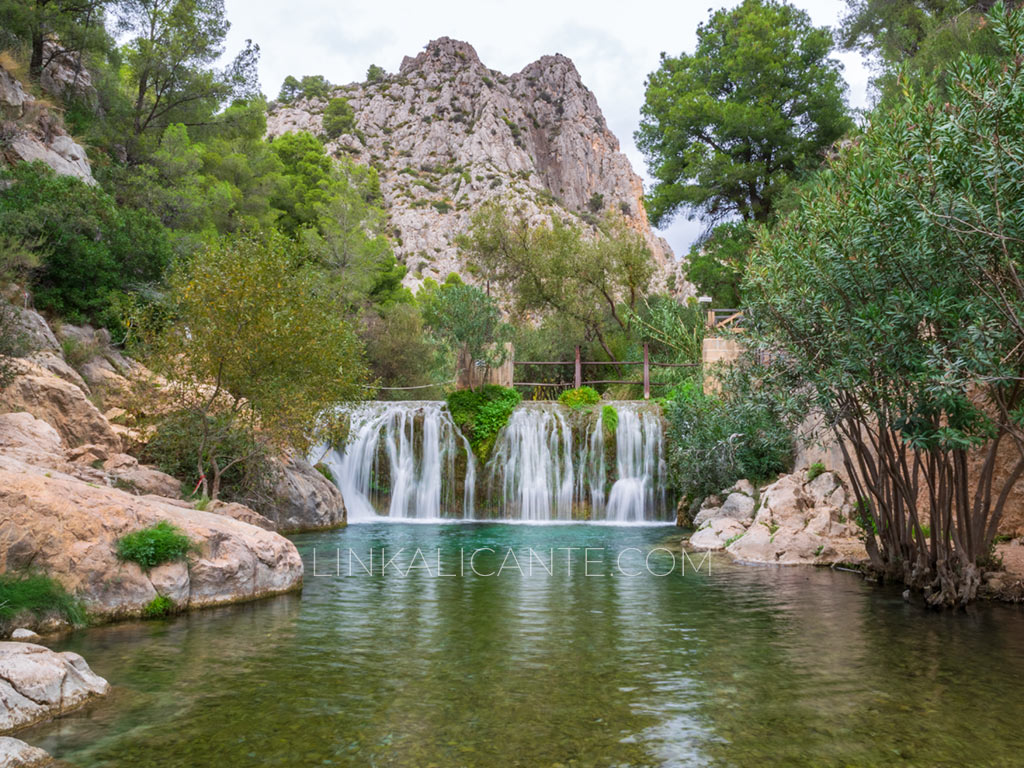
9,308,58,354
0,642,109,733
207,500,276,531
67,443,109,465
0,413,63,466
9,629,40,643
0,362,120,451
113,465,182,498
269,456,346,532
0,737,53,767
0,464,303,619
692,492,756,528
26,352,89,394
689,517,747,551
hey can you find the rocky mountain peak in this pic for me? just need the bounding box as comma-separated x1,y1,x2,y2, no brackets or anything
267,41,687,295
400,37,486,77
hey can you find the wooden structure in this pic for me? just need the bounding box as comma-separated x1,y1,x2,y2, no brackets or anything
512,344,699,400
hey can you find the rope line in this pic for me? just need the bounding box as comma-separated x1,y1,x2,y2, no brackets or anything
359,381,456,391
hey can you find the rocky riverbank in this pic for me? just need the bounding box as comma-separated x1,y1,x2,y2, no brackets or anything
0,307,350,632
683,468,1024,603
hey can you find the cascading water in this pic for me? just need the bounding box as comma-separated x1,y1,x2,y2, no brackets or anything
321,402,475,521
321,400,668,523
488,404,576,521
486,401,667,522
605,406,666,522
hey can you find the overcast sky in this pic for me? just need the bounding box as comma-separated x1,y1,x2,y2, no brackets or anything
222,0,874,257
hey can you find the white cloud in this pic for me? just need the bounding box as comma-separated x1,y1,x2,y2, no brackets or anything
223,0,873,256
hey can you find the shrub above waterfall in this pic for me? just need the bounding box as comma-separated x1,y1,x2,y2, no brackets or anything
447,385,521,461
558,387,601,409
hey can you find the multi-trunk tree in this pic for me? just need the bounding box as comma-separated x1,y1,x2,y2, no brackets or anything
746,3,1024,605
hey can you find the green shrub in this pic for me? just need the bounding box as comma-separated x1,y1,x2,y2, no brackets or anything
314,462,334,482
558,386,601,409
447,385,521,461
806,461,826,482
143,594,176,618
323,97,355,138
602,405,619,434
116,521,194,570
142,410,270,504
0,163,171,327
664,379,792,503
0,572,86,626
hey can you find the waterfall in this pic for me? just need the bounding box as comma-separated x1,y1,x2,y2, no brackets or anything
488,404,576,521
321,400,668,523
605,406,666,522
321,402,475,521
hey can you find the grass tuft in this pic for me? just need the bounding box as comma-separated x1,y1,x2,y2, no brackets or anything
116,521,194,570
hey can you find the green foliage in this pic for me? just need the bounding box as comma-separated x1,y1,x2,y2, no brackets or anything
151,229,369,499
277,74,331,103
323,97,356,138
587,192,604,213
664,379,792,503
420,277,511,374
359,301,449,397
0,572,86,626
460,203,654,364
366,64,386,83
558,386,601,409
447,385,521,460
806,461,826,482
637,0,851,228
602,405,619,435
684,222,753,307
744,4,1024,603
118,0,258,157
115,521,194,570
143,409,270,504
143,594,176,618
314,463,334,482
0,163,172,326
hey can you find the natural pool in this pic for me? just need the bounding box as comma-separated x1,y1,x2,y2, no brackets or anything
22,522,1024,767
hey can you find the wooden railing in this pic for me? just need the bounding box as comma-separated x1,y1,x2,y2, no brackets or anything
512,344,699,400
706,308,745,331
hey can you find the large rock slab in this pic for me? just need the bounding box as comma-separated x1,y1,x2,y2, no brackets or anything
0,464,303,619
0,642,108,733
269,456,346,532
0,362,119,451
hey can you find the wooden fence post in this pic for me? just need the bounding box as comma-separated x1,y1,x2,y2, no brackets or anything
643,343,650,400
574,346,581,389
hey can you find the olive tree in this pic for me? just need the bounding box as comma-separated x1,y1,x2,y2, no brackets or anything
745,3,1024,606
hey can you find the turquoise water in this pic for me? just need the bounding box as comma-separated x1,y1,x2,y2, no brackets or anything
22,523,1024,767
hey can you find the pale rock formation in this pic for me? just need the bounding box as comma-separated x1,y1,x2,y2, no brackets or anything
687,471,867,564
0,736,54,767
0,361,120,451
0,464,303,619
8,630,39,643
267,38,688,295
0,61,95,185
270,456,347,532
0,642,109,733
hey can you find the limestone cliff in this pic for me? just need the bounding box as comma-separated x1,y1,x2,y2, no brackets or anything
267,38,686,294
0,58,95,185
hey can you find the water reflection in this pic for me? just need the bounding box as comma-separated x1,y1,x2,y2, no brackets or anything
22,524,1024,767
